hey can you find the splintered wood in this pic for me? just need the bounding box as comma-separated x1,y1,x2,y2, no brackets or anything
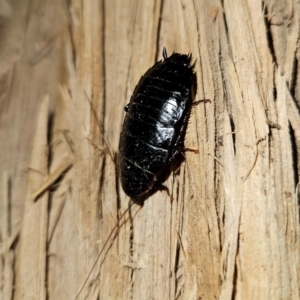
0,1,299,300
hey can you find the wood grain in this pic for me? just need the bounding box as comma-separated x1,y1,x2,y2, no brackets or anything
0,0,299,299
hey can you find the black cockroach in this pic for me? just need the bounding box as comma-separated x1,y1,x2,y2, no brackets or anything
119,47,209,198
75,48,210,299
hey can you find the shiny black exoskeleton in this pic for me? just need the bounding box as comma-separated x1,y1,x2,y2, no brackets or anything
118,48,194,198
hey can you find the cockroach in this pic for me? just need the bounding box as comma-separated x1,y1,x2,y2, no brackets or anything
75,48,210,299
119,47,209,198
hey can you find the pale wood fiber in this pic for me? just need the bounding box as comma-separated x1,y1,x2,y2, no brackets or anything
0,1,299,300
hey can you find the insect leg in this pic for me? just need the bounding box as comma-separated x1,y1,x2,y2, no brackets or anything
162,47,168,60
152,181,173,201
192,98,211,106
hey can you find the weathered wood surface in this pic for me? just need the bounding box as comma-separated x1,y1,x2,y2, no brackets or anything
0,0,299,299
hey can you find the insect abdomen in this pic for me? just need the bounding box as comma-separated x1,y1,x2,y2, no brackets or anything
118,51,194,198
